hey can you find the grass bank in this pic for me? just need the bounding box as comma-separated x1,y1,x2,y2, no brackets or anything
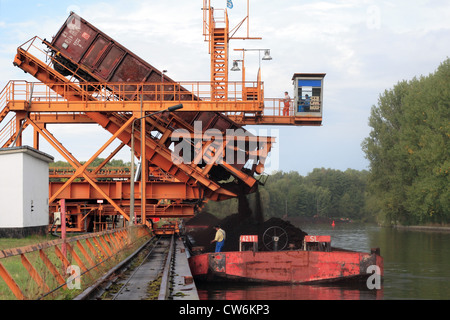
0,231,151,300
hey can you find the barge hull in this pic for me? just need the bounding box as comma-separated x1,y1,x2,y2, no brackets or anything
188,250,383,284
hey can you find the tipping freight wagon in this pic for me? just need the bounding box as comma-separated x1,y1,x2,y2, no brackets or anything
47,12,194,100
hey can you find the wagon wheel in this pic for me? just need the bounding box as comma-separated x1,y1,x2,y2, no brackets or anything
263,226,288,251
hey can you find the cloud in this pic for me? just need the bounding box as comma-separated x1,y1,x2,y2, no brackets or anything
1,0,449,175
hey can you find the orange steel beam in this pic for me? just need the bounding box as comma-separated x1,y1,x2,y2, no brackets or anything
127,204,196,218
5,85,321,126
10,52,238,194
49,201,196,222
29,112,239,199
39,249,66,286
227,114,323,126
48,181,202,201
4,81,263,230
74,240,97,274
27,117,132,220
30,113,96,124
50,166,193,184
140,111,147,226
92,142,127,175
21,253,51,292
92,110,237,194
8,99,264,113
10,41,275,211
65,243,92,281
0,115,30,148
0,261,26,299
32,113,274,175
0,104,10,124
12,53,234,195
8,53,271,186
27,119,88,171
48,180,234,203
49,167,131,179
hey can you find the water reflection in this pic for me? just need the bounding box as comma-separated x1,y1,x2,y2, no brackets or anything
375,227,450,300
197,282,383,300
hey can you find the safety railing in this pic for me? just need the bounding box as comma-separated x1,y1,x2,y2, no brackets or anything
0,225,151,300
202,0,227,45
1,79,264,110
0,81,12,122
49,166,176,182
49,166,130,178
0,81,14,146
0,117,16,148
261,98,295,117
0,80,315,128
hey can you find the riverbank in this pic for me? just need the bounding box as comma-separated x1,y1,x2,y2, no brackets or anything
286,216,353,226
286,216,450,233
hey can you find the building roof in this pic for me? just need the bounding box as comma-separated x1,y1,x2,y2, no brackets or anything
0,146,54,163
292,73,326,80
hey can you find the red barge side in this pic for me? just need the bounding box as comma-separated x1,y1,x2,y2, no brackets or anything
188,238,383,284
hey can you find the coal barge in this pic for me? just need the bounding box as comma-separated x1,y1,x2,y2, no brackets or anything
187,222,383,285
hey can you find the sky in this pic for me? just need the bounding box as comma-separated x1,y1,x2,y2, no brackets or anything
0,0,449,176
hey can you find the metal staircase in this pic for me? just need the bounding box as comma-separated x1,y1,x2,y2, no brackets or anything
205,6,229,101
211,26,228,100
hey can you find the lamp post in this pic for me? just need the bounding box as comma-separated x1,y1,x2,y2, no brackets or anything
233,48,272,71
231,59,245,83
129,103,183,227
232,49,271,101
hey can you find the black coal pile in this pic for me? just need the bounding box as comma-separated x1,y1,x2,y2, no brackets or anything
186,187,308,253
186,211,308,252
185,211,220,227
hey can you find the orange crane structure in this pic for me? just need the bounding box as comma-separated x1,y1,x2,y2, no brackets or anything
0,1,325,233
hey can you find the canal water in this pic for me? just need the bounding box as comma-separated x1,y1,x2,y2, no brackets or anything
196,222,450,300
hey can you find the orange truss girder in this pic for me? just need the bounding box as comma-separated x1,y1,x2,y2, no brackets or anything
12,49,239,195
49,181,201,201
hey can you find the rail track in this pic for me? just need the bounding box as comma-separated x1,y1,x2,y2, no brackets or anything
74,234,198,300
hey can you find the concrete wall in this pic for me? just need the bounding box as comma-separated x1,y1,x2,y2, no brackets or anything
0,146,53,235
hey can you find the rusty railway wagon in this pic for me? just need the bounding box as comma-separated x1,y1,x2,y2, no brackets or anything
47,12,191,99
45,12,264,190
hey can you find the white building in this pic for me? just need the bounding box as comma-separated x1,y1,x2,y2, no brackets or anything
0,146,53,237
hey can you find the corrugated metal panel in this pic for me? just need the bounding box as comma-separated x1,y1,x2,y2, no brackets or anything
52,14,97,63
96,45,125,79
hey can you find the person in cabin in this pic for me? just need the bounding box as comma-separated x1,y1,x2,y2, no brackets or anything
303,94,311,111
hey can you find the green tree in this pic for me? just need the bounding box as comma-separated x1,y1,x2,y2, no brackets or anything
312,186,332,218
362,59,450,225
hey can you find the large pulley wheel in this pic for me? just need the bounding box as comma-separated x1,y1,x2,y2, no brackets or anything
263,226,288,251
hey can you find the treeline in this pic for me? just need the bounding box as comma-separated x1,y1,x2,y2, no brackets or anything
206,168,375,221
362,59,449,225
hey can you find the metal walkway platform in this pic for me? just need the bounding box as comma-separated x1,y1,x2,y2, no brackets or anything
171,237,199,300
